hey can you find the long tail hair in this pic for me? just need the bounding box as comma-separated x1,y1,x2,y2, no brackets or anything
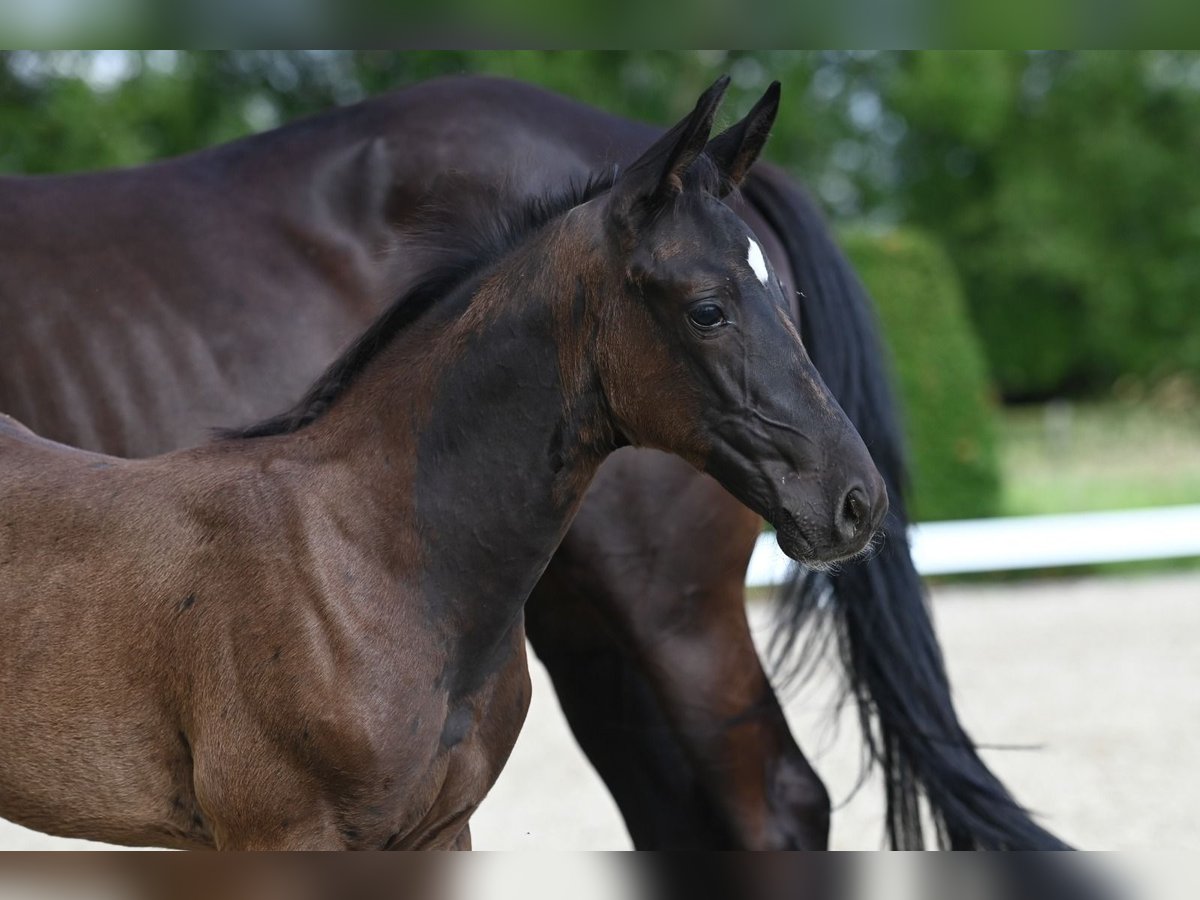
742,165,1070,850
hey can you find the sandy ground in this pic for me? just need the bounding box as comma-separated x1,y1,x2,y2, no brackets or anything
2,571,1197,852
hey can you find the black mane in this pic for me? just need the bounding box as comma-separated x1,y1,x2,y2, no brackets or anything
220,172,617,440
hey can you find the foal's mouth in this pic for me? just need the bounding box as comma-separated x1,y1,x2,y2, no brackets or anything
772,514,817,564
771,507,878,569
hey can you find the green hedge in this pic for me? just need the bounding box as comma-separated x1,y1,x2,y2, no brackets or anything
840,228,1002,521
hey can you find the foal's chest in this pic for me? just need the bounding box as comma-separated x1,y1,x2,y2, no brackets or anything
353,627,533,849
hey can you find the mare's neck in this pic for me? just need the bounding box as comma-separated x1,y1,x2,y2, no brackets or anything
306,216,616,685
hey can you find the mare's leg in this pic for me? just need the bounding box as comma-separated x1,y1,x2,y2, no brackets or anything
525,448,830,850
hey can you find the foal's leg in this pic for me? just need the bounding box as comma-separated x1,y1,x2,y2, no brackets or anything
201,786,347,850
217,822,346,850
187,724,350,850
526,449,831,850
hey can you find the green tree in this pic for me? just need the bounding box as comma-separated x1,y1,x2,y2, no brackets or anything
889,51,1200,397
842,228,1003,520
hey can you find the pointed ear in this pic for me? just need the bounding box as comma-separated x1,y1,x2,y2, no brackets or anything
705,81,781,197
609,75,730,227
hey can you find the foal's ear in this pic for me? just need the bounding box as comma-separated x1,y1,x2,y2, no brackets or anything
609,75,730,229
705,81,781,197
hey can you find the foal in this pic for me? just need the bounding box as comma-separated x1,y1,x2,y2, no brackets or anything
0,79,885,849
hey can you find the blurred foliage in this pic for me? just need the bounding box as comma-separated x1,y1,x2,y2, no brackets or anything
889,51,1200,399
842,228,1003,520
0,52,811,175
5,51,1196,403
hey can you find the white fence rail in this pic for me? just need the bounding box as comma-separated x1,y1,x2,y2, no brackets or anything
746,504,1200,585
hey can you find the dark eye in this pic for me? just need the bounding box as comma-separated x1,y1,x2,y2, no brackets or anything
687,302,727,331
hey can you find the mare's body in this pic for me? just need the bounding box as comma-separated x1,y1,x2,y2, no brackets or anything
0,76,1067,849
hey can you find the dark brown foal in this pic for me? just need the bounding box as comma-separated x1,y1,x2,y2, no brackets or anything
0,76,823,849
0,81,885,849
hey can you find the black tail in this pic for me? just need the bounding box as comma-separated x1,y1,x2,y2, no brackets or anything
742,164,1070,850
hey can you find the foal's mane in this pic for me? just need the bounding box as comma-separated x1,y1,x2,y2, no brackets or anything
221,156,723,441
220,174,613,440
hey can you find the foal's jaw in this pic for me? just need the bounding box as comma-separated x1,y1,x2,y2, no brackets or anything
702,423,889,567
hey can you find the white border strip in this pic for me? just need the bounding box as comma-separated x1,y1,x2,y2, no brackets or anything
747,505,1200,584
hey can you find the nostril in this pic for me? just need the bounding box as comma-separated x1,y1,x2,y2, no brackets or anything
836,485,869,544
844,489,864,528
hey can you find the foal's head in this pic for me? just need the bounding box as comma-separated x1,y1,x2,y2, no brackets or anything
572,78,887,564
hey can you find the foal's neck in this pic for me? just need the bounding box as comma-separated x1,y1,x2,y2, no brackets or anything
304,216,615,685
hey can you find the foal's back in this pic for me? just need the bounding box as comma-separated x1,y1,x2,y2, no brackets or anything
0,426,204,844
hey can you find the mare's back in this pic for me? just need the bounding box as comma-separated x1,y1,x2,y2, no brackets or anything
0,131,393,457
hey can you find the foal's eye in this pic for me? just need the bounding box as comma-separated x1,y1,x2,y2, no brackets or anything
687,302,727,332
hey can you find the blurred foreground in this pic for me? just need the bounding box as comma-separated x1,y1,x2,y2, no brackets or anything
0,852,1166,900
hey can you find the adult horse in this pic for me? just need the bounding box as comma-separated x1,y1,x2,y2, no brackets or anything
0,75,1066,849
0,80,890,850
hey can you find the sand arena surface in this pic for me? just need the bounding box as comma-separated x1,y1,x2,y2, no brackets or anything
2,572,1197,851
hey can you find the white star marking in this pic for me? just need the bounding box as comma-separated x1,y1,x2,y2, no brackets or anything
747,237,769,286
